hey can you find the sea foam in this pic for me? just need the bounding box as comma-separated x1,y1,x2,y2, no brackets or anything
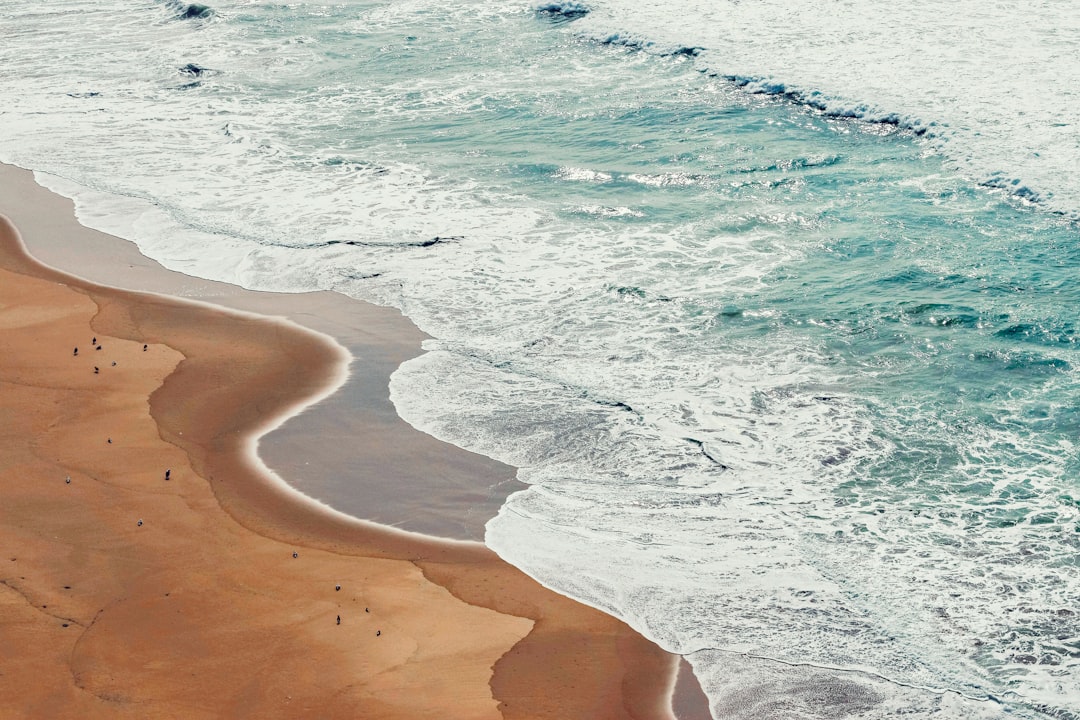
2,1,1078,718
571,0,1080,217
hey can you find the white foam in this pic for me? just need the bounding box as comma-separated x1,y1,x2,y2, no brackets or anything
555,166,614,183
3,1,1078,717
572,0,1080,217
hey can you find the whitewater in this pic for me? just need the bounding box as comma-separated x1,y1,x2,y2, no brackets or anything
574,0,1080,218
1,0,1078,717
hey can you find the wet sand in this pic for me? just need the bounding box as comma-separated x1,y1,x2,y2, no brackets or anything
0,168,689,717
0,163,521,541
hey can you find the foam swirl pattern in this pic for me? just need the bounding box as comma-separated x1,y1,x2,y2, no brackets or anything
1,1,1078,717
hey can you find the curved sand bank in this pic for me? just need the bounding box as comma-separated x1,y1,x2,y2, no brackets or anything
0,163,520,541
0,210,680,717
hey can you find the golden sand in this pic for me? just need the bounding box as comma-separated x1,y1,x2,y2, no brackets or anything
0,211,678,719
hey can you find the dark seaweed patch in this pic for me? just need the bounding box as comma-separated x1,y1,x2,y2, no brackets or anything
685,437,731,469
177,3,214,19
612,285,646,300
179,63,210,76
606,284,675,303
535,2,590,23
323,236,463,249
663,46,704,58
588,396,636,413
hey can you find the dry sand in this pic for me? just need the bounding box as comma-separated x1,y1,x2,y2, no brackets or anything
0,163,520,541
0,192,682,717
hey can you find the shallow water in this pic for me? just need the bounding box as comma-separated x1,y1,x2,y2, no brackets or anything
2,1,1078,717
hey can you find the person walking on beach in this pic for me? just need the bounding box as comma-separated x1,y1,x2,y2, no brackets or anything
336,615,341,625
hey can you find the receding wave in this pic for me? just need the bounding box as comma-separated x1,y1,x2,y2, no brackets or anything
4,1,1079,717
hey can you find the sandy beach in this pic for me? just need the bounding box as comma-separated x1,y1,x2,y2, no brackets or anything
0,163,520,542
0,168,699,718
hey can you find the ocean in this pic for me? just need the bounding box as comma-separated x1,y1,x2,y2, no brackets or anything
2,1,1078,717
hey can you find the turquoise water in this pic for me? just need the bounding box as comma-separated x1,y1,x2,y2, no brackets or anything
1,1,1078,716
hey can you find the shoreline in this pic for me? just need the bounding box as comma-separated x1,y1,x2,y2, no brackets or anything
0,162,522,542
0,166,700,717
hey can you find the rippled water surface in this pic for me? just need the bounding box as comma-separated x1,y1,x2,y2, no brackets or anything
1,1,1078,717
